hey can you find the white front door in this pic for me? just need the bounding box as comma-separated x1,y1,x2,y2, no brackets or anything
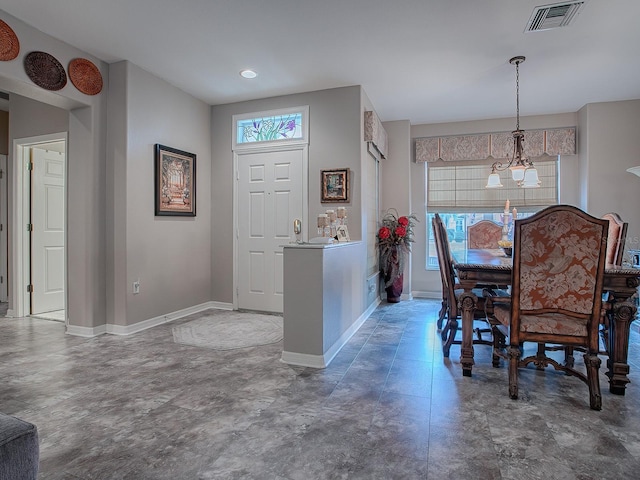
31,147,65,315
237,148,303,313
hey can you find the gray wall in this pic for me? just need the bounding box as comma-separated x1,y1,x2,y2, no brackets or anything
107,61,212,326
0,9,108,329
0,111,8,154
380,120,412,295
210,86,363,305
578,99,640,256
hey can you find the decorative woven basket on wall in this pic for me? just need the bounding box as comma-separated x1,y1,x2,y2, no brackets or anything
0,19,20,61
24,51,67,91
68,57,103,95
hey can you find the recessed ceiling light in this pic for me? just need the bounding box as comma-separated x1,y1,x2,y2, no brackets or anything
240,69,257,79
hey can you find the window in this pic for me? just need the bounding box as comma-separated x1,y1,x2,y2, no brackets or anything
237,113,303,143
232,106,308,150
425,158,558,269
427,160,558,212
426,212,534,269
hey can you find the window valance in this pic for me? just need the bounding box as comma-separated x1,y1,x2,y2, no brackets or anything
415,127,575,163
364,110,388,159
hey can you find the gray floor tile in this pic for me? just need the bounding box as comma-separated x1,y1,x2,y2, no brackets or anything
1,300,639,479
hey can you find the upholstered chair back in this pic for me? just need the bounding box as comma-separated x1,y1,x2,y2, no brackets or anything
512,205,608,334
468,220,502,249
601,212,628,266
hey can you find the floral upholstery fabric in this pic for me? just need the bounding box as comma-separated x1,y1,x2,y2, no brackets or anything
518,210,604,314
468,221,502,249
493,304,588,336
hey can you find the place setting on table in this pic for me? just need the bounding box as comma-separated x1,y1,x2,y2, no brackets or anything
450,203,640,409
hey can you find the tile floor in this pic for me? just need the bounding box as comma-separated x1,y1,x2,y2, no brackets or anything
1,299,640,479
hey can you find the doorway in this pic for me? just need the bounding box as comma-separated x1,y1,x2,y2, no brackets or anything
234,146,307,313
13,133,67,320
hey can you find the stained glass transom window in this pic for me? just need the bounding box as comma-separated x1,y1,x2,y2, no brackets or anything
237,112,303,144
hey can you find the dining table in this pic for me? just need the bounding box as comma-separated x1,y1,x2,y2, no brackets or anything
452,248,640,395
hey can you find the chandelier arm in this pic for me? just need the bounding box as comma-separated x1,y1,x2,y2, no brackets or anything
490,159,511,173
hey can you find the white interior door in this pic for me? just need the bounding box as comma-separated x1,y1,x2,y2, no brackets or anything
237,149,303,313
31,147,65,314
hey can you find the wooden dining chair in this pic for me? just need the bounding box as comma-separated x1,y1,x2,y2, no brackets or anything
485,205,608,410
432,214,494,357
467,220,503,249
602,212,628,266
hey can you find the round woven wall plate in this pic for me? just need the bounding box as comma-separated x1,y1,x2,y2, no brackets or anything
24,51,67,91
0,19,20,61
69,57,103,95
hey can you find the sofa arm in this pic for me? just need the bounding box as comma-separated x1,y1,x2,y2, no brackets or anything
0,413,39,480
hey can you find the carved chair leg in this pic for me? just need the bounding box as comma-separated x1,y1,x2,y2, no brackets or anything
564,346,575,369
442,316,458,358
440,309,451,341
492,327,505,368
584,353,602,411
436,298,447,330
536,343,546,370
508,346,521,400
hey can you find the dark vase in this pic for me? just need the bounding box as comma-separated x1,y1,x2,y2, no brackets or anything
384,246,403,303
385,272,403,303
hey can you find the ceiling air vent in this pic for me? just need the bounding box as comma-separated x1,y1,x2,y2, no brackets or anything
526,1,587,32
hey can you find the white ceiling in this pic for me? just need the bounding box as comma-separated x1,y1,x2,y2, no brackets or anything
1,0,640,125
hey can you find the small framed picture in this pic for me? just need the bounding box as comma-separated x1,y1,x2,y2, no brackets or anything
336,225,350,242
321,168,350,203
154,144,196,216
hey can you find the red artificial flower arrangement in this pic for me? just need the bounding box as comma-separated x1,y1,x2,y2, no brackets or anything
377,209,418,287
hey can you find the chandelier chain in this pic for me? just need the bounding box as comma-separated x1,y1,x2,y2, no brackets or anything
515,60,520,131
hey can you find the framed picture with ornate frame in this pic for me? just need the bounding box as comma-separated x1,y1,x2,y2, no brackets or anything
321,168,350,203
154,144,196,216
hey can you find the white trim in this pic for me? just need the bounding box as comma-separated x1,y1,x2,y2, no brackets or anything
66,323,108,338
12,133,68,319
280,351,327,369
411,290,442,299
65,301,233,337
280,299,379,368
0,154,7,302
232,106,309,151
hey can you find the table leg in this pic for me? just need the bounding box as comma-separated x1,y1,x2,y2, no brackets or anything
458,291,478,377
606,301,637,395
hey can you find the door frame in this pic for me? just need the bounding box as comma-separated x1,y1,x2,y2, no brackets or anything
11,132,68,319
232,144,309,311
0,154,7,302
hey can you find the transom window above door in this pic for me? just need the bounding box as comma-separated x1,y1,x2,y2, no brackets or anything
233,106,309,150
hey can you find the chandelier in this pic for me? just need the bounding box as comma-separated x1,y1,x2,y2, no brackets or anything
486,56,540,188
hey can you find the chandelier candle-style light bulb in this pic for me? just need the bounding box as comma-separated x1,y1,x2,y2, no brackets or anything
522,167,541,188
486,172,503,188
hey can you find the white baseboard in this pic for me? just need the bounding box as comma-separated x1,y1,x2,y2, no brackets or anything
281,298,380,369
65,301,233,337
411,290,441,299
66,323,107,337
280,351,326,369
